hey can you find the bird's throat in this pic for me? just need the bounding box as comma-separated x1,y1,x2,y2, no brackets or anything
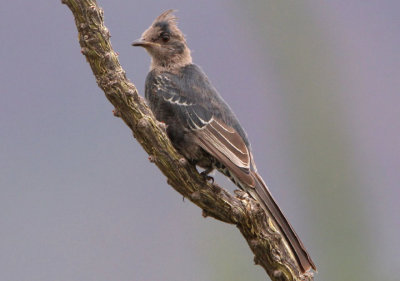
150,49,192,73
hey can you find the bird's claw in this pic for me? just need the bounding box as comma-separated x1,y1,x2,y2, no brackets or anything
200,171,214,184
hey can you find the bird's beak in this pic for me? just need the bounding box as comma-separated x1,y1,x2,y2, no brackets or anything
131,39,152,48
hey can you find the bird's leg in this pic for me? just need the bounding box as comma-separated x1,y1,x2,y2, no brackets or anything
200,166,214,184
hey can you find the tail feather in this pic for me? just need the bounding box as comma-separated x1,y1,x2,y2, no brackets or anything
248,172,316,273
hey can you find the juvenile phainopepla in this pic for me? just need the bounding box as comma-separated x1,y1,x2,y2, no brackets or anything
132,10,316,273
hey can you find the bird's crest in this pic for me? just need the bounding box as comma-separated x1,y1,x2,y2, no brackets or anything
153,9,178,26
152,9,183,40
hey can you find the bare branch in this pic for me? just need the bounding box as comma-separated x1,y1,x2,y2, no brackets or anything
62,1,314,280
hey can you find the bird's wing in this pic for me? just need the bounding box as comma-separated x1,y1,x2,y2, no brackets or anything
179,101,255,187
194,118,255,187
149,73,255,187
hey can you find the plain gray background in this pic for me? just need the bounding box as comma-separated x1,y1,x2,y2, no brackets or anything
1,1,399,281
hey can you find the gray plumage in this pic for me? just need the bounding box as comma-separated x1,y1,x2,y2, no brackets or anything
132,10,316,273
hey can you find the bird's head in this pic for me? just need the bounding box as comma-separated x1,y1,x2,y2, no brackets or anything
132,10,192,71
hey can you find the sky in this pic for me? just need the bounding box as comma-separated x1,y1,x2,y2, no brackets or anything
0,1,399,281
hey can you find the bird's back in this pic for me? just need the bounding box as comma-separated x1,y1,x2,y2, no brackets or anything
145,64,250,147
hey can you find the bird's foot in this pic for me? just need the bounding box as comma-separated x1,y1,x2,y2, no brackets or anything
200,170,214,184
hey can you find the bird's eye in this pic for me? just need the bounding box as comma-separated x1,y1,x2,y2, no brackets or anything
160,32,170,42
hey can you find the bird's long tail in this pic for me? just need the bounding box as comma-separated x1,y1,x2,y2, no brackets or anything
247,172,316,273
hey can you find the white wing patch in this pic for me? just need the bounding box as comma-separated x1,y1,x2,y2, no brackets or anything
209,120,247,156
163,95,193,106
197,119,250,170
206,130,250,169
185,108,213,130
154,75,195,106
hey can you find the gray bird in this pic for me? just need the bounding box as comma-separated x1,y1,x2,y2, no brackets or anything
132,10,316,273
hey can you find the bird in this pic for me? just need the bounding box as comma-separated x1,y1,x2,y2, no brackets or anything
132,10,316,273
